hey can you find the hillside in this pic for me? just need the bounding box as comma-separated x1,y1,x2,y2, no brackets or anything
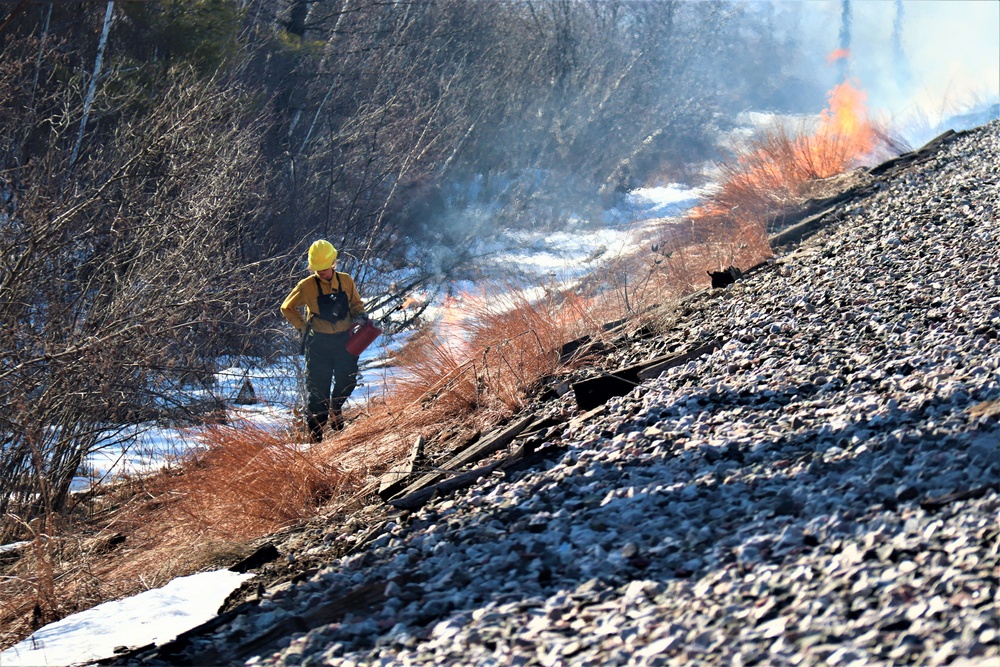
91,120,1000,665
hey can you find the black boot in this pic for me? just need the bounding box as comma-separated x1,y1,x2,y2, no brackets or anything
330,408,344,431
306,413,326,443
329,396,348,431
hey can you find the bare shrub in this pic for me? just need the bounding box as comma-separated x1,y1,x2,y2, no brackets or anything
0,55,286,536
0,508,130,649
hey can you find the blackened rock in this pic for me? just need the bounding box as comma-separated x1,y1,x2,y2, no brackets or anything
709,266,744,289
230,544,280,573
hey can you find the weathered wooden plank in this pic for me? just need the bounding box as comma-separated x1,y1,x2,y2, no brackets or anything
386,414,535,502
513,414,563,440
388,416,568,510
768,204,845,249
140,577,388,665
378,435,425,501
765,185,863,236
919,485,993,513
570,405,606,429
636,341,720,382
229,582,387,662
388,458,507,510
869,129,957,176
559,334,593,362
571,369,640,412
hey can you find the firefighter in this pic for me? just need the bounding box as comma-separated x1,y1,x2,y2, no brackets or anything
281,240,368,441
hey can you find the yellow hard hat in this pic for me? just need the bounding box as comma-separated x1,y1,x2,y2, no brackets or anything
308,240,338,271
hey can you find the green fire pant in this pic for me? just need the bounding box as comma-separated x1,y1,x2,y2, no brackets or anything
305,330,359,441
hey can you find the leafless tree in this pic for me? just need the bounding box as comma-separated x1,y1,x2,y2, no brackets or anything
0,37,285,534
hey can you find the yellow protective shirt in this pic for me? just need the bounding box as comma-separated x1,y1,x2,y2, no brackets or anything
280,271,366,334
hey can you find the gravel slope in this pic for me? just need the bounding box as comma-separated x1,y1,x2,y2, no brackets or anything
123,120,999,667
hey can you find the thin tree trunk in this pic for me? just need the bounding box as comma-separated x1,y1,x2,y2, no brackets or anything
297,0,351,156
69,0,114,170
30,4,52,106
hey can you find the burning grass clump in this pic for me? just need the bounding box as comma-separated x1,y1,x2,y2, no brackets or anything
643,81,901,296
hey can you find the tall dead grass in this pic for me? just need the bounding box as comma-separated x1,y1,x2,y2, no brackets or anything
700,124,878,224
314,283,624,476
163,422,355,540
639,110,898,297
389,286,612,414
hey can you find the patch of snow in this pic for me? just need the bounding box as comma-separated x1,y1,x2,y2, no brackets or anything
0,540,29,554
0,569,253,667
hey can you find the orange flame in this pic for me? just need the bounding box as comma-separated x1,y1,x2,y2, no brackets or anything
812,79,877,174
439,294,465,327
400,294,425,311
826,48,851,64
684,74,881,227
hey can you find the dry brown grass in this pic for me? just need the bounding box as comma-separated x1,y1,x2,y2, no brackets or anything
161,422,356,540
0,422,355,651
694,82,897,237
311,282,625,478
698,123,879,226
628,88,898,303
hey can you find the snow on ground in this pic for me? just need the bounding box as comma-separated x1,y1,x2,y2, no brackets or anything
0,570,254,667
0,540,28,555
418,183,703,331
69,336,404,492
486,183,706,281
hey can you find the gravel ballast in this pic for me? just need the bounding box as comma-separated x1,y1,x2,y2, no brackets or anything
131,121,1000,667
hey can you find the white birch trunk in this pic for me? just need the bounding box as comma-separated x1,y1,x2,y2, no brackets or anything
69,0,115,170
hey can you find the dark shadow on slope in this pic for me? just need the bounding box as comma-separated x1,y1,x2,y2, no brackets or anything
285,378,1000,652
